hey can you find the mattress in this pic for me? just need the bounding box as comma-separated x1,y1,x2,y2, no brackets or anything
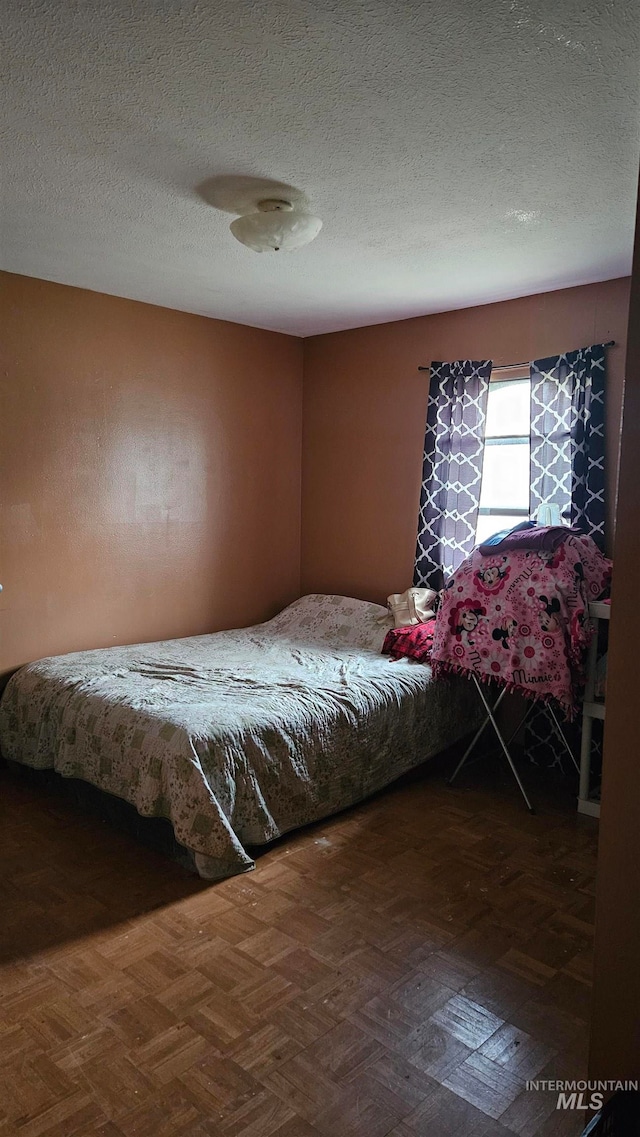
0,594,481,880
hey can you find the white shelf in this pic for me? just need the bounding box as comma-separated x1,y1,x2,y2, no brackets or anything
579,603,609,817
588,600,611,621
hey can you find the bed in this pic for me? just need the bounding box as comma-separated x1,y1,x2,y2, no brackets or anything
0,594,481,880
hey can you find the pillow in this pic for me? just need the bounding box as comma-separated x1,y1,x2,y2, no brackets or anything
268,594,393,652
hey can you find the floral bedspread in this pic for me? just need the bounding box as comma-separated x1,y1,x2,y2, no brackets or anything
0,595,482,881
430,535,611,718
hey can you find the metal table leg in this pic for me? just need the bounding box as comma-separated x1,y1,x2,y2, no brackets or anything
447,684,509,785
546,704,580,773
449,676,535,813
472,677,535,813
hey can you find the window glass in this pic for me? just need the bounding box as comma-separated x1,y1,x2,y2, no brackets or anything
478,441,529,512
484,378,530,437
475,513,530,545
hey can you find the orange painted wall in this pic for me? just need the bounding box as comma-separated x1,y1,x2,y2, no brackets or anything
301,279,630,603
0,272,303,676
1,272,631,681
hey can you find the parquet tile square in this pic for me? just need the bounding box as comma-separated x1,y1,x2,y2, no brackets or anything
209,910,268,946
106,994,179,1047
350,991,423,1048
11,1091,107,1137
0,1021,38,1066
134,1022,212,1084
535,971,593,1021
24,993,98,1048
494,948,558,987
268,997,340,1048
302,1018,386,1081
306,918,367,965
75,973,141,1016
477,1124,521,1137
343,944,407,987
442,1052,525,1119
313,1086,404,1137
226,1022,302,1076
0,1053,79,1126
268,945,343,991
417,949,482,992
197,949,266,996
155,969,219,1016
499,1085,562,1137
76,1052,157,1119
1,755,598,1137
260,1049,344,1121
392,970,457,1021
460,966,539,1021
238,927,299,966
508,997,587,1054
561,946,593,987
382,923,455,967
403,1082,502,1136
123,948,191,991
2,973,70,1022
477,1023,555,1080
269,905,329,946
112,1086,209,1137
407,1021,475,1081
185,991,257,1048
308,967,380,1017
429,994,505,1049
221,1087,296,1137
268,1120,322,1137
177,1052,261,1118
237,972,300,1018
361,1051,439,1113
53,1027,123,1082
533,1108,585,1136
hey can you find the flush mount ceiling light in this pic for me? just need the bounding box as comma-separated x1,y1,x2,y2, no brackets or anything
229,198,322,253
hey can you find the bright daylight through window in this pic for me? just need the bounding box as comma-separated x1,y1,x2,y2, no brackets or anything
476,377,531,544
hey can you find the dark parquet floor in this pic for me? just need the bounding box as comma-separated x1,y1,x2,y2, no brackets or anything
0,748,598,1136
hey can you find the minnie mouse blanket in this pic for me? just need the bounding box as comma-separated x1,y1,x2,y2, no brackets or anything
430,534,611,718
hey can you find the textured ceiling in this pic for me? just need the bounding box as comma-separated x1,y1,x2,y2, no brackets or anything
3,0,640,336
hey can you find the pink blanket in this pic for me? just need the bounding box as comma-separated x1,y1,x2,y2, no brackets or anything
431,534,611,718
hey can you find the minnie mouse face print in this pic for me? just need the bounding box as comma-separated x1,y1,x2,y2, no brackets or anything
479,565,502,588
475,557,510,595
492,615,518,648
448,598,487,643
460,608,482,633
538,595,561,633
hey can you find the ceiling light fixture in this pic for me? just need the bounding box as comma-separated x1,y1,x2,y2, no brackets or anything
229,198,322,253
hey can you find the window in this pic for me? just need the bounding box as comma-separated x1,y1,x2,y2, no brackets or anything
475,375,531,544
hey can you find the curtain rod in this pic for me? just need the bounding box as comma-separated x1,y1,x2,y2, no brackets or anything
417,340,615,373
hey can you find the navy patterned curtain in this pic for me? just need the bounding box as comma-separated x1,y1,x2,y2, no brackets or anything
527,343,607,769
530,343,607,547
414,359,492,590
